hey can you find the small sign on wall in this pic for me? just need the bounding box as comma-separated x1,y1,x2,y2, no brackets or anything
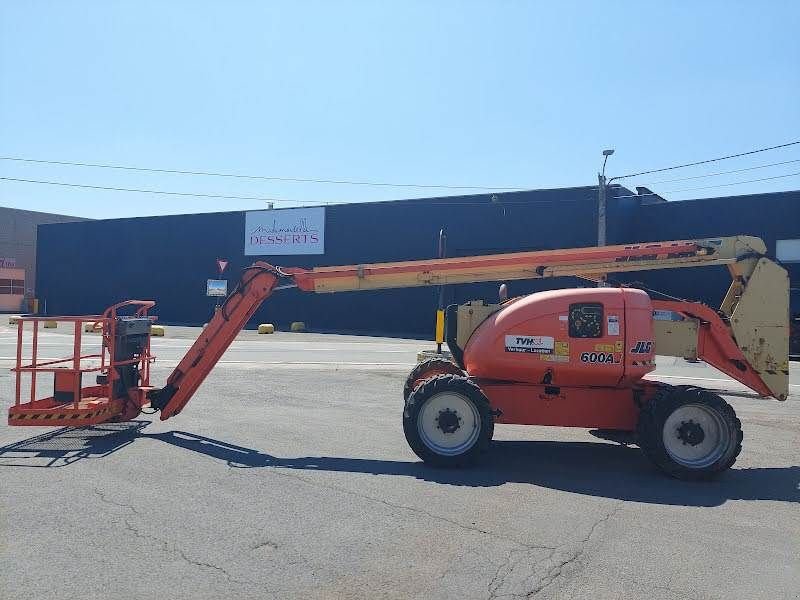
207,279,228,297
245,207,325,256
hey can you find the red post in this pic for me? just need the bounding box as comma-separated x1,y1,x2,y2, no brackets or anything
30,320,38,403
14,319,22,407
108,317,116,399
73,322,82,409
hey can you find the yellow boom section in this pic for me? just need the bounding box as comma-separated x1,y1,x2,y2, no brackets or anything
290,236,769,293
287,235,788,400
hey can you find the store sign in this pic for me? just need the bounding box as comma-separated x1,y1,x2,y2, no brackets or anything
245,207,325,256
0,258,16,268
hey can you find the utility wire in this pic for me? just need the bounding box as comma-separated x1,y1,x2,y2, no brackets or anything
0,176,295,203
3,141,798,192
0,155,526,191
614,170,800,199
0,176,583,206
612,140,800,180
639,158,800,186
3,171,797,204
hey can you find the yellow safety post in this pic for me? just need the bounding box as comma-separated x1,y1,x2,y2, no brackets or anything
151,325,165,337
258,323,275,334
435,309,445,353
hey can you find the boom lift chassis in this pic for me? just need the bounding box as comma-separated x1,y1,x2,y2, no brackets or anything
8,236,789,478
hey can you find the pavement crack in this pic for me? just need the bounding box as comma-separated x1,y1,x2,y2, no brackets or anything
252,540,279,551
251,466,554,552
121,517,246,583
95,488,248,585
483,503,623,600
93,487,142,516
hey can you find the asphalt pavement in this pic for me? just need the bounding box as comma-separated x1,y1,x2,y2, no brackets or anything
1,324,798,599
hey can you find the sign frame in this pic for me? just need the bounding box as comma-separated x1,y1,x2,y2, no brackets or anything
206,279,228,297
244,207,326,256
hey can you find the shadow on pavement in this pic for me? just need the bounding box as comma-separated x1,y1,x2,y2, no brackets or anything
0,421,149,467
2,425,798,507
151,430,800,507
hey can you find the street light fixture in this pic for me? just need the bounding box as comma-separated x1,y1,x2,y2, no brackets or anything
597,148,615,247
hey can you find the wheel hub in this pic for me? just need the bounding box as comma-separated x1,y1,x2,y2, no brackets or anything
676,419,705,446
417,391,481,456
436,408,462,434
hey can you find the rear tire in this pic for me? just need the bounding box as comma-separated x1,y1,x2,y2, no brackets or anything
637,386,742,480
403,357,466,401
403,374,494,467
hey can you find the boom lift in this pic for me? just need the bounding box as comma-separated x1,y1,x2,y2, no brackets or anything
8,235,789,479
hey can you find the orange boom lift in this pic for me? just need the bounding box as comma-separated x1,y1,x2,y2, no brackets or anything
8,235,789,479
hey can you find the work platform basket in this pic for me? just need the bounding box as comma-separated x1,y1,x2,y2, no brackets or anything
8,301,156,427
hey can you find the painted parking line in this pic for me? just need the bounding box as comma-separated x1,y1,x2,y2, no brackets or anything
651,374,800,389
0,357,411,365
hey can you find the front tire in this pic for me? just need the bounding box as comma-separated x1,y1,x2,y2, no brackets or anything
637,386,743,480
403,374,494,467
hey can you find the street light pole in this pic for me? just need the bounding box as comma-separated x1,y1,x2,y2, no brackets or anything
597,149,615,247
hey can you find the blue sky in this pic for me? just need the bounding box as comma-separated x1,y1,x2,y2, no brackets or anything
1,1,798,218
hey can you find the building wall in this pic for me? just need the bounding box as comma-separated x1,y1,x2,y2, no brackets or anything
617,190,800,307
36,187,627,336
35,188,798,337
0,206,86,311
0,267,26,312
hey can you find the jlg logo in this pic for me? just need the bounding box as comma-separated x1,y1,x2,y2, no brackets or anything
630,341,653,354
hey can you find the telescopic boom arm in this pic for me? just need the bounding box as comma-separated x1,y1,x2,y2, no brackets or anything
149,235,789,420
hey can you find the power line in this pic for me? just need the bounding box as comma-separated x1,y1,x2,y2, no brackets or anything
612,140,800,180
0,176,582,206
639,158,800,186
614,170,800,199
0,155,526,192
0,176,301,203
666,170,800,193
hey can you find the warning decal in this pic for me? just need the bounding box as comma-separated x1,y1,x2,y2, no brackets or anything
607,315,620,336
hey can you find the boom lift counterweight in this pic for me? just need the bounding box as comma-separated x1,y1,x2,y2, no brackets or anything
8,236,789,479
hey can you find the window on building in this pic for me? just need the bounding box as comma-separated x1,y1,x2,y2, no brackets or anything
569,302,603,338
777,239,800,263
0,279,24,295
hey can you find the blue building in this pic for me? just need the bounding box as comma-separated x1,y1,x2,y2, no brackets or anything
35,186,800,339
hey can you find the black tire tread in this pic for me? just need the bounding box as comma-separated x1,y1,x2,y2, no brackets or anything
637,384,743,480
403,358,466,401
